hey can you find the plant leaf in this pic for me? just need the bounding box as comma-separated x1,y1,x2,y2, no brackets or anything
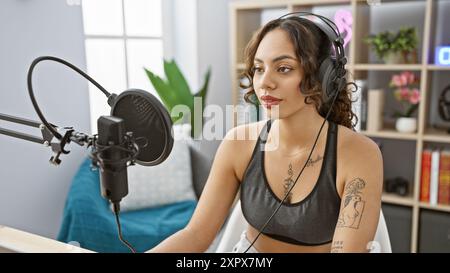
195,66,211,107
144,68,177,111
164,59,194,109
405,103,419,117
392,111,403,118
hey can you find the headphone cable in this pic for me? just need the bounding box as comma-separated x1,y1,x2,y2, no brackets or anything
243,85,340,253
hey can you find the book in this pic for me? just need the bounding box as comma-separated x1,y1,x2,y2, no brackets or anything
367,89,384,132
438,150,450,205
430,149,441,206
361,89,367,131
353,80,367,132
420,149,432,202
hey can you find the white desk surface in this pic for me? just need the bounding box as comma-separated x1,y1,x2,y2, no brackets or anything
0,225,94,253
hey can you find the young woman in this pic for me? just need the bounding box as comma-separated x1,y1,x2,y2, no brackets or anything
148,15,383,253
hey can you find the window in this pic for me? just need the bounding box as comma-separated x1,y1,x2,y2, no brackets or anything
82,0,164,132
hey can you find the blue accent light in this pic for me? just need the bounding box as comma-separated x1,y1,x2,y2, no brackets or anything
435,46,450,66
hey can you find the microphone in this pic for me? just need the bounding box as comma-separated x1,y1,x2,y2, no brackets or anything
0,56,174,252
95,116,129,210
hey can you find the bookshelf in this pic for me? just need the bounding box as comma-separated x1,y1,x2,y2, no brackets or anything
229,0,450,253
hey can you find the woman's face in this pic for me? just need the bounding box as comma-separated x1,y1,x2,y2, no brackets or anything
253,28,305,119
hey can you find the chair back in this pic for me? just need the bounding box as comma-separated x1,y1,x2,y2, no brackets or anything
215,200,392,253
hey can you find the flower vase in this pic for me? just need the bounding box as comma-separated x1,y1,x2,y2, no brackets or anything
395,117,417,133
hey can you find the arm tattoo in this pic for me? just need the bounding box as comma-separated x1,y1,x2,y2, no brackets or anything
337,178,366,229
331,241,344,253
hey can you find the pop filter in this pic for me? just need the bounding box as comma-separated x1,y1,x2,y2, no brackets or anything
110,89,174,166
19,55,175,252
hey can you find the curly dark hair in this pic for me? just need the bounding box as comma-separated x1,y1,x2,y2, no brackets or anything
240,16,358,130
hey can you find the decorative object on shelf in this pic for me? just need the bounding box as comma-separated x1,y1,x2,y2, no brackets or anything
385,176,409,197
438,84,450,134
435,46,450,66
334,9,352,50
367,89,384,132
145,59,211,138
365,27,418,64
395,117,417,133
390,71,420,133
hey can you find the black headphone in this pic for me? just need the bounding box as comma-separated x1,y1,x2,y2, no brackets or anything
438,84,450,121
278,12,348,104
243,12,348,253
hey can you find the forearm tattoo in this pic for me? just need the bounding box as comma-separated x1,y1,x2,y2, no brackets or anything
331,241,344,253
337,178,366,229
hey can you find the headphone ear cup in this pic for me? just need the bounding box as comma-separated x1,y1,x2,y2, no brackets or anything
318,57,338,103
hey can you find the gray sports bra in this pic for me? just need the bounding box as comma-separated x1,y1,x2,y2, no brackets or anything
240,119,341,246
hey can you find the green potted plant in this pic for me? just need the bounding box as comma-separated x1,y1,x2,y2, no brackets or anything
144,59,211,138
389,71,421,133
365,27,418,64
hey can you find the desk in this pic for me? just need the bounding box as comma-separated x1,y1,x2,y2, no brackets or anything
0,225,94,253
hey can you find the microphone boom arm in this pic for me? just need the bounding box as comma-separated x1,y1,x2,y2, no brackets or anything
0,112,90,165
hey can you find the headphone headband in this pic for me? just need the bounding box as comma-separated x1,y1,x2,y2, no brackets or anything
278,12,345,63
277,11,347,102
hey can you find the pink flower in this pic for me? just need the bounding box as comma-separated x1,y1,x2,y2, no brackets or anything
400,88,410,100
391,75,403,87
409,88,420,104
401,71,415,85
400,73,410,86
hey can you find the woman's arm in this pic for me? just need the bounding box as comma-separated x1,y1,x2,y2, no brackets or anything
331,136,384,253
147,126,246,253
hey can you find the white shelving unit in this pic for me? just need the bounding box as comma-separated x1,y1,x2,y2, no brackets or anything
229,0,450,253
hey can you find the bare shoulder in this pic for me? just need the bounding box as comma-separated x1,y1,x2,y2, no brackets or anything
336,124,384,194
224,120,267,141
223,120,267,181
337,124,382,161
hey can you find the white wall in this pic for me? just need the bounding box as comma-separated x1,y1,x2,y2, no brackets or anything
169,0,231,156
0,0,90,239
196,0,232,155
172,0,200,91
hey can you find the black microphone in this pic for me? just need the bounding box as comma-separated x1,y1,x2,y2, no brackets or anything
96,116,129,210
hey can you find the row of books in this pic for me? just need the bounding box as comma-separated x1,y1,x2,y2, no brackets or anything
420,149,450,205
353,80,390,133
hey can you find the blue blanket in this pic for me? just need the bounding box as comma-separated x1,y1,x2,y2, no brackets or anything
57,158,197,253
